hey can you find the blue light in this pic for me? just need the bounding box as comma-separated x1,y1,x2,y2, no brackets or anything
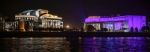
83,37,147,52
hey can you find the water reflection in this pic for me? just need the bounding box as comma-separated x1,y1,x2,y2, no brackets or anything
0,37,149,52
83,37,148,52
1,37,70,52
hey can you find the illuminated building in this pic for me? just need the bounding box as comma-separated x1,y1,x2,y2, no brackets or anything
1,16,18,31
4,21,18,31
0,9,63,32
38,14,63,29
5,9,69,52
15,15,37,31
15,9,63,31
84,15,146,32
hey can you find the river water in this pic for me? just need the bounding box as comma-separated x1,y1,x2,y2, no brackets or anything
0,37,150,52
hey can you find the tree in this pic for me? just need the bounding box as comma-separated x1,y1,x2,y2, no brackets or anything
141,26,150,32
86,25,96,32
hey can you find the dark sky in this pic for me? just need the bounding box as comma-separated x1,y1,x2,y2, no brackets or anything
0,0,150,28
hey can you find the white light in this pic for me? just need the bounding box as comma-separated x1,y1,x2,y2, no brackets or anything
66,25,70,29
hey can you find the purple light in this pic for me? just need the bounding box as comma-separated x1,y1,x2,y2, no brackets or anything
84,15,146,32
83,37,146,52
85,16,127,22
85,18,100,22
126,15,146,31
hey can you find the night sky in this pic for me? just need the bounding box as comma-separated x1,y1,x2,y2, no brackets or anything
0,0,150,28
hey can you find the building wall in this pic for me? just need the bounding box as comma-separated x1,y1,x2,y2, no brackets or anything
125,15,146,31
84,15,146,32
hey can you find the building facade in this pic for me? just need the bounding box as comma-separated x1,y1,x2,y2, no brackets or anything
0,9,70,52
0,9,63,32
84,15,146,32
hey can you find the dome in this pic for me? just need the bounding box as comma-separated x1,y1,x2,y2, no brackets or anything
18,9,62,19
20,10,38,16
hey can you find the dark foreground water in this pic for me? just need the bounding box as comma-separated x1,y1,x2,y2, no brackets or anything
83,37,149,52
0,37,150,52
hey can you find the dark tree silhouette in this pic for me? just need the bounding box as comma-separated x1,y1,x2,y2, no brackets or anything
103,28,108,32
141,26,150,32
130,27,134,32
135,27,138,32
86,25,96,32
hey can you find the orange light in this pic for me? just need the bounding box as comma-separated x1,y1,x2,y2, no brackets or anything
66,25,70,29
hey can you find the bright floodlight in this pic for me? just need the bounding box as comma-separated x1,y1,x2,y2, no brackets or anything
66,25,70,29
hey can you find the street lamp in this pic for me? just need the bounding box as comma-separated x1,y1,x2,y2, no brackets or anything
66,25,70,29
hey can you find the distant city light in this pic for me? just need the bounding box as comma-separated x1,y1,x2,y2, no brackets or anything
66,25,70,29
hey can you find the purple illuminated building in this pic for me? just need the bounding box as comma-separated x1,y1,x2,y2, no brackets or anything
84,15,146,32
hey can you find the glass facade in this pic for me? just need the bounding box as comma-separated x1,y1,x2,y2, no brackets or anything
84,15,146,32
